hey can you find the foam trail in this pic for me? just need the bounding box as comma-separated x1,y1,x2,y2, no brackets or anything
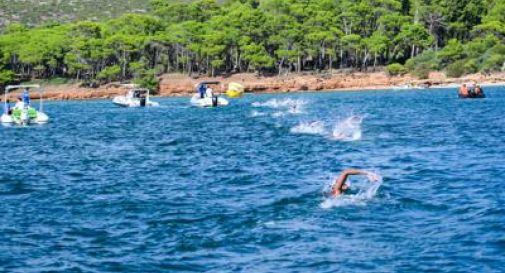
271,111,286,118
250,110,267,117
320,175,383,209
290,121,327,135
252,98,307,112
331,115,363,141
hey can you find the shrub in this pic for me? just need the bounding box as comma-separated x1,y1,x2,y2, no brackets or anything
133,69,159,94
438,39,465,66
405,50,439,71
412,64,431,79
463,59,479,74
464,35,499,59
480,54,505,73
97,65,121,81
386,63,406,76
446,60,466,78
0,69,14,85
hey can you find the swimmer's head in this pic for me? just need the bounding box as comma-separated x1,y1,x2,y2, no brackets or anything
351,116,360,123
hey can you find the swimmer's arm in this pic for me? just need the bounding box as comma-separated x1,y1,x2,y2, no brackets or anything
332,169,369,195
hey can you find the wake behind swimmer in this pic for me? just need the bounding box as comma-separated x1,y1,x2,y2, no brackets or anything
289,115,363,141
332,115,363,141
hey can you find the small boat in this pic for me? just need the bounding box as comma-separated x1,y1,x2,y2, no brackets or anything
458,84,485,99
1,84,49,126
191,81,229,107
113,88,159,107
459,93,485,99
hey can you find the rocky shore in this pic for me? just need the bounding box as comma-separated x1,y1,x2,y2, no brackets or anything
4,71,505,101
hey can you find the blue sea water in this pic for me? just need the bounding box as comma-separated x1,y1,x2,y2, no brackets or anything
1,87,504,272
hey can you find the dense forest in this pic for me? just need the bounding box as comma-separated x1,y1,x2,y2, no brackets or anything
0,0,504,89
0,0,147,28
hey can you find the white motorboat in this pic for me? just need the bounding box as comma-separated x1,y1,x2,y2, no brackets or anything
190,94,229,107
191,81,229,107
1,84,49,126
112,88,159,107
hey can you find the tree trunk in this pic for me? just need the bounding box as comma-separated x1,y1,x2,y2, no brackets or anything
339,46,343,69
297,55,301,73
329,55,333,74
122,49,127,79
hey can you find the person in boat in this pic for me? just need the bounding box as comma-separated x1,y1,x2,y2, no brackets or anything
22,89,30,106
330,169,380,196
458,84,469,97
205,87,214,98
14,97,25,109
5,99,13,115
198,84,207,99
474,85,484,97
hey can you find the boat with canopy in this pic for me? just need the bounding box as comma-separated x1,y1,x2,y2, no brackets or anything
1,84,49,126
190,81,229,107
112,86,159,107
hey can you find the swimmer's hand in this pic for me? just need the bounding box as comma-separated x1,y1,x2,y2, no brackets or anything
366,172,380,182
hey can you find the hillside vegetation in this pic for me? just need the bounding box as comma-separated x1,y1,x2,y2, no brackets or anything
0,0,504,90
0,0,148,27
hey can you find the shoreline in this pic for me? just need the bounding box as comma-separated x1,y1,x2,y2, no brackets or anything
3,71,504,101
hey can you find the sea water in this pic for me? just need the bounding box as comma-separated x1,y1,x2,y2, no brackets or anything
1,87,504,272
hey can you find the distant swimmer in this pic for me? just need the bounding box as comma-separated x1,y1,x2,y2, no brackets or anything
331,169,380,196
332,115,363,140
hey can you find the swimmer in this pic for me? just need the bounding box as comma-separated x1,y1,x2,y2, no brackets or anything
331,169,380,196
333,132,346,139
288,104,299,113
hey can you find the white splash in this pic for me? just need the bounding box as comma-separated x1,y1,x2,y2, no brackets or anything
290,121,327,135
331,115,363,141
250,110,267,117
320,175,383,209
271,111,287,118
252,98,307,114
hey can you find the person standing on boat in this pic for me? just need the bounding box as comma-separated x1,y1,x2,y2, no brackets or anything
6,99,13,115
330,169,380,196
198,84,207,99
205,87,214,98
22,89,30,106
15,97,25,109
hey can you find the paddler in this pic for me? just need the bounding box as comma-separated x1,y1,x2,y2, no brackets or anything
331,169,380,196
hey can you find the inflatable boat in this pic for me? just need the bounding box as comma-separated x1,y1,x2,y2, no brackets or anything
113,88,159,107
191,81,229,107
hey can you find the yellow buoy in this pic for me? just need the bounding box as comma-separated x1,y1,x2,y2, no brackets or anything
226,82,244,98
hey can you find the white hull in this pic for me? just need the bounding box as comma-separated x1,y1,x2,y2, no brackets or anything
190,94,229,107
1,111,49,125
112,96,159,107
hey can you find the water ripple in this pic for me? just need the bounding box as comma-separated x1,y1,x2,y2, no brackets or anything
1,88,504,272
